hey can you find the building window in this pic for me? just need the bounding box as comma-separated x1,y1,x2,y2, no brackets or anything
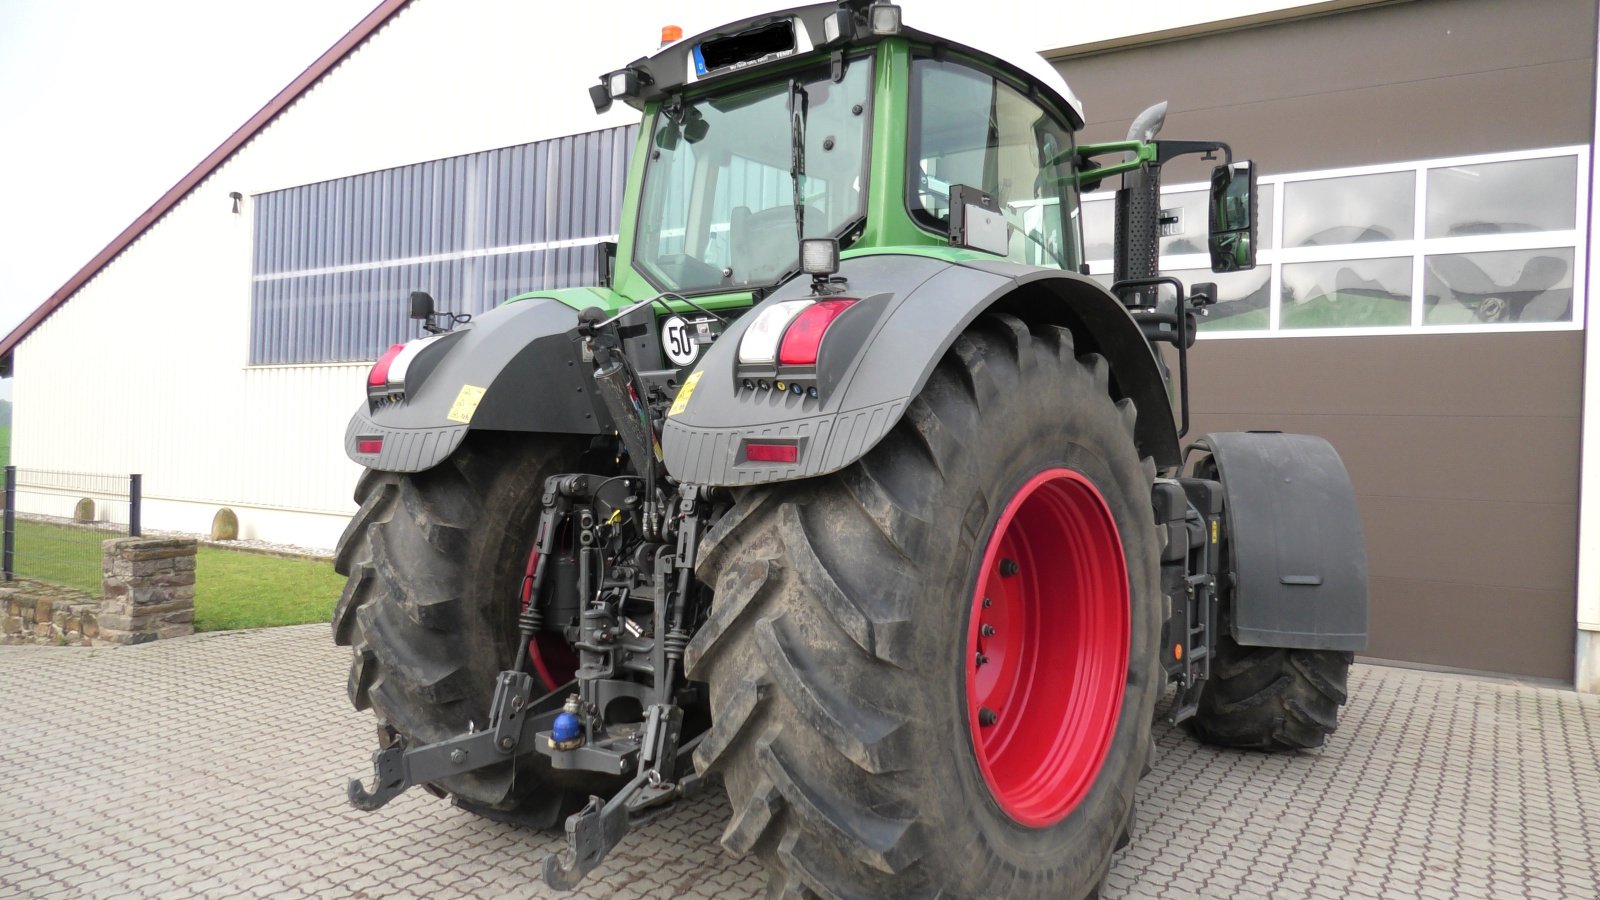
249,124,638,366
1081,146,1587,337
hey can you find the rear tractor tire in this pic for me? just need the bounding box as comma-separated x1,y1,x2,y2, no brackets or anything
688,315,1162,898
332,433,614,827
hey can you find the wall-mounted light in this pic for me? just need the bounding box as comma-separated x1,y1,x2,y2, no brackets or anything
229,191,243,215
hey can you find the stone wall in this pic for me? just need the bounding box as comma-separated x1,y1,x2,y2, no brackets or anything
0,581,99,645
100,538,196,644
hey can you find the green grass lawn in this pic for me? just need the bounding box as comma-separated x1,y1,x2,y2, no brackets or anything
0,425,10,469
193,546,343,632
13,520,103,593
10,519,343,631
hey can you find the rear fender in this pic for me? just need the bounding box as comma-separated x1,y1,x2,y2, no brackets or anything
1195,431,1369,651
660,253,1179,485
344,295,650,472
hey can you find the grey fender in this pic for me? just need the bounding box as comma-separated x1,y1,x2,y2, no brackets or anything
344,297,616,472
1196,432,1369,652
661,253,1180,486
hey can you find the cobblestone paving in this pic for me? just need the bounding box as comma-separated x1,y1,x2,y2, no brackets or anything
2,625,1597,898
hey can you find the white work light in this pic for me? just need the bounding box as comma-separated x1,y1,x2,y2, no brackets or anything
607,69,639,99
868,3,902,35
801,238,840,276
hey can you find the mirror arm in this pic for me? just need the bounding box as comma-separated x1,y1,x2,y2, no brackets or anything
1068,141,1158,189
1154,140,1231,167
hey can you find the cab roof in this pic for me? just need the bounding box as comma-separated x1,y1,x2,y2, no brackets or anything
612,2,1085,128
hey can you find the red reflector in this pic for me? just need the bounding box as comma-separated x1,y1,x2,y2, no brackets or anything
368,343,406,386
745,442,799,464
357,438,384,454
778,299,855,366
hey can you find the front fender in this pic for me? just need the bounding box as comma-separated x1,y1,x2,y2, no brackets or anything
344,296,617,472
1198,431,1369,652
661,253,1179,486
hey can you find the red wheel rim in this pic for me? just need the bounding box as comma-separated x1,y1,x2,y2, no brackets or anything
966,467,1129,827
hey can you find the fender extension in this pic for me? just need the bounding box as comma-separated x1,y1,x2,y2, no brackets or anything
344,295,648,472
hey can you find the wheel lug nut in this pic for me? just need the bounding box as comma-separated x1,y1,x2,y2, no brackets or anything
982,597,992,608
979,707,998,727
981,625,996,637
975,652,989,666
1000,559,1019,577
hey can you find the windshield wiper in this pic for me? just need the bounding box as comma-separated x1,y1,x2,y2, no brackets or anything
788,78,808,247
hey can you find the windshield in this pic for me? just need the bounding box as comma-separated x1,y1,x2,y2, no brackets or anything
634,57,872,294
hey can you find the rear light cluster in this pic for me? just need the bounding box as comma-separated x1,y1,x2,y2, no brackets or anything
367,343,406,388
367,335,443,408
736,298,856,398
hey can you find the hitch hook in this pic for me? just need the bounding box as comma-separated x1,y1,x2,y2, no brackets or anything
346,744,407,811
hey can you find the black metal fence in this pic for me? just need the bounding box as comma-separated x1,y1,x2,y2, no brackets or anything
2,467,143,590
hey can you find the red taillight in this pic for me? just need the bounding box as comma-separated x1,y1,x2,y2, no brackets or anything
745,442,799,464
778,299,855,367
357,438,384,454
368,343,406,386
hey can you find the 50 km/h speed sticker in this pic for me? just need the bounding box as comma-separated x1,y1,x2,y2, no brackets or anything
661,315,715,367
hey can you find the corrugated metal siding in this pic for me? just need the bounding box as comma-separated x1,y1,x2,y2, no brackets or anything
250,123,637,364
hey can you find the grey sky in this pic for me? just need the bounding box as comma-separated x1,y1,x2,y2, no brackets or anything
0,0,376,378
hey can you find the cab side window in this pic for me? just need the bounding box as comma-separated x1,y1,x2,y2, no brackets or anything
907,57,1080,270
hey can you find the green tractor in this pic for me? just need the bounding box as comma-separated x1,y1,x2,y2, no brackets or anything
339,3,1368,896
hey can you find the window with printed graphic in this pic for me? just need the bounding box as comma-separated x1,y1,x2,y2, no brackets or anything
1423,248,1574,325
1281,258,1412,329
1283,171,1414,248
1426,156,1578,238
1164,267,1272,333
1075,147,1586,338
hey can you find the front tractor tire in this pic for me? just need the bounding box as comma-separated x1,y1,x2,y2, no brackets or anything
688,315,1162,899
1187,627,1354,751
332,433,608,826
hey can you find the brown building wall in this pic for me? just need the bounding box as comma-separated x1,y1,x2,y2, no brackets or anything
1058,0,1597,182
1052,0,1596,680
1185,334,1581,681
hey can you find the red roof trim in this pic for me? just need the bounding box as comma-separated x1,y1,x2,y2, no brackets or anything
0,0,414,367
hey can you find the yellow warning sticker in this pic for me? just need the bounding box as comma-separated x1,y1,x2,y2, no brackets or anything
446,384,488,424
1210,520,1219,545
668,371,704,417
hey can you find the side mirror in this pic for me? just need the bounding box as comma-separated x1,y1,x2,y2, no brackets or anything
682,108,709,144
409,291,435,320
655,120,680,151
1209,161,1257,273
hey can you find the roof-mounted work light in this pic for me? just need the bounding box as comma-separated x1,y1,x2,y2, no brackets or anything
591,68,648,113
608,69,640,99
867,2,902,35
821,9,855,44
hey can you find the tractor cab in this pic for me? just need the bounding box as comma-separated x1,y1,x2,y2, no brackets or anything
590,2,1098,309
